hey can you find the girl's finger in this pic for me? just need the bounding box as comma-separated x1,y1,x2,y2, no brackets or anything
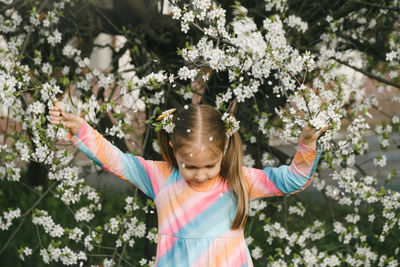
313,125,329,137
49,110,61,117
55,102,66,112
302,127,317,138
49,115,63,122
49,118,61,125
49,115,61,122
61,111,75,121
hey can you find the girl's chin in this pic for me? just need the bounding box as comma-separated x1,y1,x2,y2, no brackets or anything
186,177,216,186
186,179,209,186
187,180,204,185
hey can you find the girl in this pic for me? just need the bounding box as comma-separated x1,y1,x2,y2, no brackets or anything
49,102,325,266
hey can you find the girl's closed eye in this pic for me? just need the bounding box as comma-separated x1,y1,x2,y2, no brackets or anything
185,165,196,169
184,165,215,169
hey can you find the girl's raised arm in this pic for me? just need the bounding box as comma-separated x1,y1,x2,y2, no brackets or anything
49,102,171,199
244,126,327,200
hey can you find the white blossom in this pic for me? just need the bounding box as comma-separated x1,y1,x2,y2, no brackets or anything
0,208,21,230
251,246,263,260
18,246,32,261
373,155,387,167
32,210,64,238
75,207,95,222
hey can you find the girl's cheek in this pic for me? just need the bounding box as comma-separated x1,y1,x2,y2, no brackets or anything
213,166,220,175
181,169,193,179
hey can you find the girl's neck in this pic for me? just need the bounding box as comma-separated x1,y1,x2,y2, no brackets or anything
185,175,222,192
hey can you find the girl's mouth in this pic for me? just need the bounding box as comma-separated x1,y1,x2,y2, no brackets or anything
189,180,203,185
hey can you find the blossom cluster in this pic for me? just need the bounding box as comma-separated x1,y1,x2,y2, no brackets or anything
0,208,21,230
40,243,87,266
32,209,65,238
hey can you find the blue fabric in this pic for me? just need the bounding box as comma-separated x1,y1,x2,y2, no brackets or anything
122,154,155,199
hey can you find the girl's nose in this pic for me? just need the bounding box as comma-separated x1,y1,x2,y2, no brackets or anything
194,172,206,180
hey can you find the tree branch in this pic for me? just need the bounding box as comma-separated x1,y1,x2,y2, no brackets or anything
21,0,51,56
92,3,124,35
334,58,400,90
349,0,400,12
0,182,58,255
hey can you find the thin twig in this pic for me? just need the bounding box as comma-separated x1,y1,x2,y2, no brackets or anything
279,107,307,121
18,181,42,196
92,4,123,35
93,244,118,250
192,22,237,48
23,182,58,218
0,216,27,255
115,252,135,267
86,253,113,257
354,162,367,176
3,108,9,145
35,225,43,247
112,222,126,262
302,69,308,85
117,240,128,267
300,92,312,120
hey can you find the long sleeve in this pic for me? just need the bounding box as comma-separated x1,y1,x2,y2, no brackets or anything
244,142,322,200
70,121,172,199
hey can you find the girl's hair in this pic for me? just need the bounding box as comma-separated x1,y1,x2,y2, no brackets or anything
157,104,248,229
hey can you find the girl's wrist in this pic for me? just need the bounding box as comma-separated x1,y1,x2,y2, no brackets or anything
299,139,316,149
70,117,85,136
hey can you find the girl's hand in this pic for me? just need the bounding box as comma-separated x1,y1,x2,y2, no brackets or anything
49,102,85,136
299,125,329,149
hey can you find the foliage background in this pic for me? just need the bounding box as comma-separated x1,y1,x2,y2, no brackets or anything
0,0,399,266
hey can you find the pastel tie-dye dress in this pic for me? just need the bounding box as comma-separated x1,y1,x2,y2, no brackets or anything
71,121,322,267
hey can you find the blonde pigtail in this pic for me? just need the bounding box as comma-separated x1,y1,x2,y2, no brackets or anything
157,129,177,167
220,132,248,229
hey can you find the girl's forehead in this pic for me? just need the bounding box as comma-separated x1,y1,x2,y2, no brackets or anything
176,143,222,159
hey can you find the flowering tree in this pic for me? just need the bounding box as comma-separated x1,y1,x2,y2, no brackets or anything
1,0,400,266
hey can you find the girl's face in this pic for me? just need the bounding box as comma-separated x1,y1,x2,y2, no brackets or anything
174,145,223,186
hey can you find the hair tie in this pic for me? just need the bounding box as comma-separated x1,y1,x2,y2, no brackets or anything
222,113,240,137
